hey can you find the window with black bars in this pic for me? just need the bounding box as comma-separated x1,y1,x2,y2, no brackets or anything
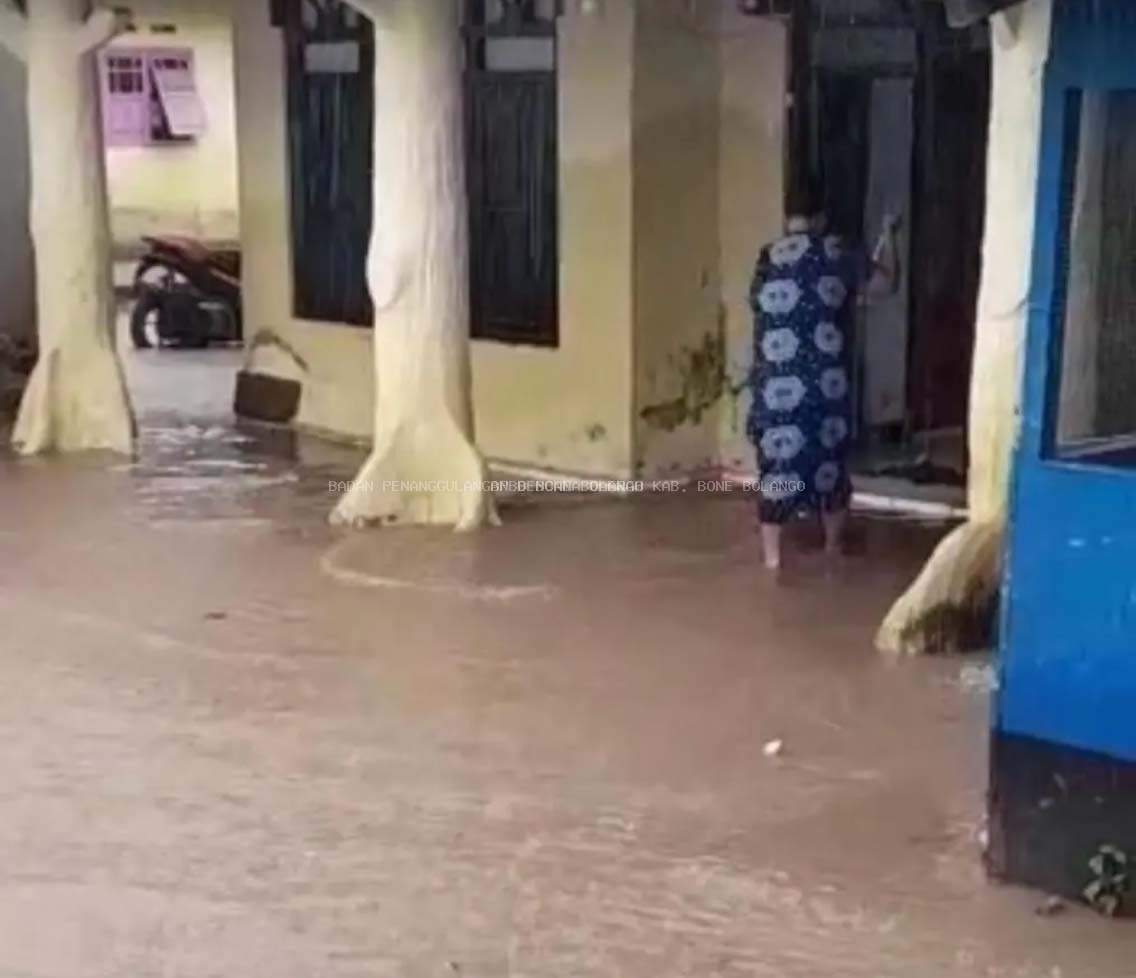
282,0,375,327
464,0,561,347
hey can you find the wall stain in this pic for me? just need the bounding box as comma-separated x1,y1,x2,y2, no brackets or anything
640,315,749,434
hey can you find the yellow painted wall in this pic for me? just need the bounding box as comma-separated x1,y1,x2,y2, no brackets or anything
232,2,787,480
631,0,722,478
0,47,34,341
630,3,786,480
106,0,239,247
234,2,636,476
716,12,787,477
472,4,636,478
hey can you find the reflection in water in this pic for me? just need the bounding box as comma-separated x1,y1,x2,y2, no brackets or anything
122,413,363,527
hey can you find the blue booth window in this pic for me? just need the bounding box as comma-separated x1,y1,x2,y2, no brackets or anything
1048,88,1136,466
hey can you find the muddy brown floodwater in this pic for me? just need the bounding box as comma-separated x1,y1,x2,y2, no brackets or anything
1,343,1135,977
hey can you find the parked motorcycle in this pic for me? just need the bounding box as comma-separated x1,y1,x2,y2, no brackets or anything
130,236,242,349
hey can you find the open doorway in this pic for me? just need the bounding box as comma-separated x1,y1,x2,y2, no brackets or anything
101,1,242,424
791,3,991,500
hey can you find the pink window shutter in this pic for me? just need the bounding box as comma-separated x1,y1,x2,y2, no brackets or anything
99,50,149,147
104,94,150,147
149,51,207,138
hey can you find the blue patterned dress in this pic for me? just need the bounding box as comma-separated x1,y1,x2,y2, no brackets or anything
747,232,863,525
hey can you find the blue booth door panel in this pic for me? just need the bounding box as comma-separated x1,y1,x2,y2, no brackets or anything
1003,464,1136,758
1001,7,1136,762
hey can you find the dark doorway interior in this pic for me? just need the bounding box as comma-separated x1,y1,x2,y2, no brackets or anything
908,46,991,437
814,73,872,245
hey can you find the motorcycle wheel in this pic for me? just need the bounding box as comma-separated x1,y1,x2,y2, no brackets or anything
130,292,164,349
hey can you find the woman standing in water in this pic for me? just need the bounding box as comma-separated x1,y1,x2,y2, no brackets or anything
747,180,899,572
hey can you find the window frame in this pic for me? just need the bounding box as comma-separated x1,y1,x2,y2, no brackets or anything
1042,86,1136,467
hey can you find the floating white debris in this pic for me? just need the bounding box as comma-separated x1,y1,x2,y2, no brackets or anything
763,739,784,758
957,663,999,694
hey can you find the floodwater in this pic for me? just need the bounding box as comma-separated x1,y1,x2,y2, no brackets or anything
0,342,1134,977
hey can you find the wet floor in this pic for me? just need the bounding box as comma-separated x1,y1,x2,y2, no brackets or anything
1,342,1135,976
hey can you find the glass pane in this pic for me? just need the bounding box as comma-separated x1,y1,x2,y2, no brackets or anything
304,40,360,74
484,37,554,71
484,0,557,26
1053,89,1136,459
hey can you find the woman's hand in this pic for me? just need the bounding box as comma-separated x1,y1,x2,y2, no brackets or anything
866,213,902,300
872,213,900,262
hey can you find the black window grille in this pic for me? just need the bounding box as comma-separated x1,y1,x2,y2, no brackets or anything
464,0,561,347
282,0,375,327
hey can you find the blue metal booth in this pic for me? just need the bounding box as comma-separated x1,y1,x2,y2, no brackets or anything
991,1,1136,913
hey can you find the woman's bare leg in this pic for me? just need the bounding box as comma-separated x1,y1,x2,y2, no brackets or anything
760,522,783,571
822,508,847,556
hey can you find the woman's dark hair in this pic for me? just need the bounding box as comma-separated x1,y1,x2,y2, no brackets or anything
786,172,825,220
